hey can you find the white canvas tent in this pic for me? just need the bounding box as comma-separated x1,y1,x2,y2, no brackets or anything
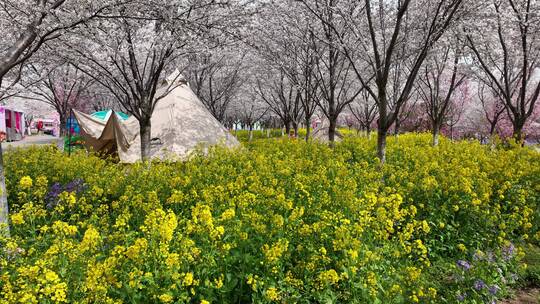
73,76,240,163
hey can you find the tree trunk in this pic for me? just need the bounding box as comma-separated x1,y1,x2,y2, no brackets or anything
512,119,525,144
249,125,254,142
305,118,311,142
328,117,337,147
139,119,152,161
489,121,497,136
0,142,9,236
367,127,371,139
292,122,298,137
285,121,291,136
59,115,67,137
432,123,441,146
377,128,387,164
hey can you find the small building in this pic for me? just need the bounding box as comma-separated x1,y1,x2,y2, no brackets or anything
0,106,26,141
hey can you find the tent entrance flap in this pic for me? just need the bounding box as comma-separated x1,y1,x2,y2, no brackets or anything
72,110,126,157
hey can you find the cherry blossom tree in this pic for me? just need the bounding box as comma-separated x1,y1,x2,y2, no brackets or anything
250,0,320,140
443,80,470,140
185,48,245,123
0,0,122,84
231,86,269,141
85,87,120,112
477,81,508,137
416,39,467,145
348,89,378,137
0,0,129,232
302,0,467,162
397,102,431,133
256,69,303,136
466,0,540,141
300,0,365,145
26,62,93,135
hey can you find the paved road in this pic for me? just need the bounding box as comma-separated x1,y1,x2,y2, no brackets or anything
3,135,63,150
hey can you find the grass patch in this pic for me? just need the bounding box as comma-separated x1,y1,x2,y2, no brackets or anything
522,244,540,287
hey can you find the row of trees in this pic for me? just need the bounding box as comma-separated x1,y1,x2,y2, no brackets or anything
251,0,539,154
1,1,538,157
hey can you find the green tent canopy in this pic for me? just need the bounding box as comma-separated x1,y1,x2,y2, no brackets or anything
91,110,130,121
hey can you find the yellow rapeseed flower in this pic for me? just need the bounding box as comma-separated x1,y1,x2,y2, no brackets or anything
19,176,33,190
10,213,24,225
158,294,174,303
183,272,194,286
262,239,289,264
79,226,100,253
265,287,280,301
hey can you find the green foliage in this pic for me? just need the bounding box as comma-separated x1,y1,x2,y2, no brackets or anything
521,244,540,287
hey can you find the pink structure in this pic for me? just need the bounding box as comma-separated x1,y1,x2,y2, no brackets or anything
31,112,61,137
0,106,26,142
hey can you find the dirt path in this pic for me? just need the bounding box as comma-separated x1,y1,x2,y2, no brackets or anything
500,288,539,304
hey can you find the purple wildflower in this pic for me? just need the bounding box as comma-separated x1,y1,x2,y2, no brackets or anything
473,279,486,290
64,178,85,193
488,285,499,295
45,178,86,209
502,243,515,260
457,292,467,301
45,182,63,209
457,260,471,270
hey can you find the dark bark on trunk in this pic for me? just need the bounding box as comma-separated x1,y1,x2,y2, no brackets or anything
292,122,298,137
139,120,152,161
305,117,311,141
249,125,254,142
328,118,337,147
489,121,497,136
0,142,9,236
59,115,67,137
284,121,291,136
512,121,524,143
377,128,387,164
